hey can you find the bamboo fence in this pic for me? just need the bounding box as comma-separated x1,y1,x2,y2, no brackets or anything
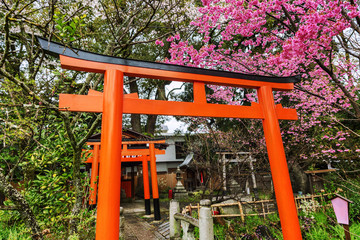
182,193,332,220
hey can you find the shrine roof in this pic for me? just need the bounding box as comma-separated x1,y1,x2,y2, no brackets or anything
87,129,168,150
37,37,300,84
88,129,151,141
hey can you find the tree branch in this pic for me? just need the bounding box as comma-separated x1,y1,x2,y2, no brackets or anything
314,58,360,118
77,113,102,148
294,85,356,118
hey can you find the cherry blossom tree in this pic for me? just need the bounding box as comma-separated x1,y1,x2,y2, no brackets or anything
162,0,360,191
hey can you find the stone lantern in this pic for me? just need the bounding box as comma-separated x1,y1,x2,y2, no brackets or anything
173,167,188,199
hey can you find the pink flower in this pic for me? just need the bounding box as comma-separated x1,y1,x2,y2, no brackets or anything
155,40,164,47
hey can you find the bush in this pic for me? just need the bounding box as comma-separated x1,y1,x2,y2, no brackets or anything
0,210,31,240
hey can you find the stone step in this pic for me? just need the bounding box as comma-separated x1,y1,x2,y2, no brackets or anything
155,221,170,239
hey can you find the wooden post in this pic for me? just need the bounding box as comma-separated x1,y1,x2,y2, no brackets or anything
261,202,266,219
311,194,316,211
308,174,314,194
89,145,100,205
343,224,351,240
149,143,160,220
143,158,151,215
131,165,135,199
294,196,299,212
95,69,124,240
238,202,245,222
197,203,200,218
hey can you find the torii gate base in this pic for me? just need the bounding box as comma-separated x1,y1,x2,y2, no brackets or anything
39,37,303,240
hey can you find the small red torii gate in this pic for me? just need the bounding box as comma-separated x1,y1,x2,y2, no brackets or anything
83,139,166,219
38,37,302,240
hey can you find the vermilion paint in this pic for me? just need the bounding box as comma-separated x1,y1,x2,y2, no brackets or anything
258,86,302,239
55,53,302,240
89,145,99,205
95,69,123,239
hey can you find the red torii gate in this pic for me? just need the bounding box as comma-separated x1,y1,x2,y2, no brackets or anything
83,139,166,219
38,37,302,240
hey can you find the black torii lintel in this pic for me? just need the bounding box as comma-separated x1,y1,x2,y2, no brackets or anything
37,37,300,84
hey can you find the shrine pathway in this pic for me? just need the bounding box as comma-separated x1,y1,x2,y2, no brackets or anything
121,200,170,240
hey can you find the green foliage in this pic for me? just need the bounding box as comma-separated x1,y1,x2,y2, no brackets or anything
72,208,97,240
305,224,338,240
54,11,87,42
297,196,360,240
26,170,76,223
0,210,31,240
213,223,226,240
177,191,204,204
350,223,360,238
323,174,360,222
191,209,198,219
0,226,31,240
224,214,282,239
304,219,360,240
0,108,93,236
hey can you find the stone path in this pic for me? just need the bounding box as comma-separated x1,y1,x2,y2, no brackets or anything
121,200,170,240
123,214,159,240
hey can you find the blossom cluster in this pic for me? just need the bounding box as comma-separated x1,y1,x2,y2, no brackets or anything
164,0,360,162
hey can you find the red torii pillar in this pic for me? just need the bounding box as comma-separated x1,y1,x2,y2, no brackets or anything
38,37,303,240
142,156,151,215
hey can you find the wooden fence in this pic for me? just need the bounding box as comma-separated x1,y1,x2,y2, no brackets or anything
182,193,332,221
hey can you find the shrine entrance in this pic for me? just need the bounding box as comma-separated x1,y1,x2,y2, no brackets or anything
39,37,302,240
83,133,167,219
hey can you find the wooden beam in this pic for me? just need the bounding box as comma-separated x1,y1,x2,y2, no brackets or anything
59,94,298,120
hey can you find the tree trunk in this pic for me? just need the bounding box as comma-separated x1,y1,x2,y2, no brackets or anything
145,82,167,135
289,161,309,194
68,150,83,238
146,115,158,135
129,79,141,132
0,168,43,240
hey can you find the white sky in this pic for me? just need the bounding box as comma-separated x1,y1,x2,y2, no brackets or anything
164,117,188,133
163,81,188,133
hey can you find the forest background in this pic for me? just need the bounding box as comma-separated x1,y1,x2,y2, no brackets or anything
0,0,359,239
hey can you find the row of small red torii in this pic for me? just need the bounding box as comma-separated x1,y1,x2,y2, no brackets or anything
83,137,166,219
39,37,303,240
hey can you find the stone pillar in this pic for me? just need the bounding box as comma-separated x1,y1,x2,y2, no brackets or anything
169,200,181,239
182,221,196,240
199,199,213,240
222,154,227,191
119,207,125,239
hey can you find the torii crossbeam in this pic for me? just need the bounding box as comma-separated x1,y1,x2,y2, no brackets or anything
38,37,302,240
